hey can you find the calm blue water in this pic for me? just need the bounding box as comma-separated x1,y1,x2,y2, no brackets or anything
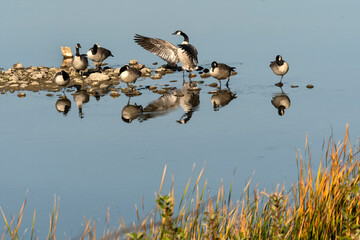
1,0,360,238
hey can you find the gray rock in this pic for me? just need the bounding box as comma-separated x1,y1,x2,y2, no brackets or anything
12,63,24,70
88,73,110,81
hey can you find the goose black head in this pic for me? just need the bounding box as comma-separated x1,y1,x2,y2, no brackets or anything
172,30,182,35
211,61,218,71
275,55,284,65
76,43,81,48
119,65,130,75
91,44,98,55
278,106,286,116
60,70,70,80
121,116,132,123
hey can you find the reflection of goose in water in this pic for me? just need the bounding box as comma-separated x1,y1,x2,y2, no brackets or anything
140,82,200,123
270,55,289,87
121,97,143,123
55,95,71,116
73,86,90,118
177,82,200,124
134,30,198,79
210,86,237,111
271,88,291,116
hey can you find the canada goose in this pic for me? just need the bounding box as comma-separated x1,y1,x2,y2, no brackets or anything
55,95,71,116
134,30,198,78
87,43,113,68
73,86,90,118
54,70,70,92
121,97,143,123
271,89,291,116
119,65,141,88
72,43,88,75
270,55,289,87
210,86,237,111
210,61,236,87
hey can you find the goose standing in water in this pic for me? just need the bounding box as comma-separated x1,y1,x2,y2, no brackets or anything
87,43,113,69
271,88,291,116
54,70,70,92
134,30,198,79
119,65,141,89
210,61,236,87
72,43,88,76
270,55,289,87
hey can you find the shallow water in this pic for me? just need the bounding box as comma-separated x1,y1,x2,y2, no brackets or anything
1,0,360,238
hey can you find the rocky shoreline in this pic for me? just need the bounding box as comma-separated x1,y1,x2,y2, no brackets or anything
0,58,214,98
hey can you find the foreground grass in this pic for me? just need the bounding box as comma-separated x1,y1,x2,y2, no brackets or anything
2,124,359,239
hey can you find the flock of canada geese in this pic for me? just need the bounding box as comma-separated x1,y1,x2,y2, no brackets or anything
54,30,291,121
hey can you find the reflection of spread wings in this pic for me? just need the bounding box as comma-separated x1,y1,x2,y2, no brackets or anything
178,44,198,65
134,34,179,66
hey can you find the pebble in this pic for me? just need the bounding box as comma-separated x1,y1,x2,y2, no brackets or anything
88,73,110,81
31,82,40,86
9,75,19,82
306,84,314,89
189,73,197,78
12,63,24,70
10,84,19,88
133,64,144,70
151,74,162,80
29,72,43,80
110,91,121,98
152,62,158,65
17,92,26,98
99,83,109,89
19,84,27,89
129,59,138,65
114,68,121,74
201,73,211,79
140,67,151,75
209,83,218,88
149,86,157,90
169,80,177,83
291,85,299,88
46,93,54,97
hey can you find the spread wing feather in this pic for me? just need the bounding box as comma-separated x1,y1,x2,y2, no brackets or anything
178,44,198,66
134,34,179,65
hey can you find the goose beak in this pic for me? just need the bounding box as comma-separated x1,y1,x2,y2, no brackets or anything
172,32,177,35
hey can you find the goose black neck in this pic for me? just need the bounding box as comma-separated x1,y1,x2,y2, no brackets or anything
181,32,189,43
76,47,80,56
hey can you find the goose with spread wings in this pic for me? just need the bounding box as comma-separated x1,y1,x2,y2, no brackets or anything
134,30,198,79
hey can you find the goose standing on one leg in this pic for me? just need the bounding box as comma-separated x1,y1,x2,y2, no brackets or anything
54,70,70,93
72,43,88,76
87,43,114,70
270,55,289,87
119,65,141,89
134,30,198,79
210,61,236,87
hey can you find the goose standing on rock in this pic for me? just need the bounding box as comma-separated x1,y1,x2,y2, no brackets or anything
119,65,141,89
210,61,236,87
270,55,289,87
54,70,70,92
134,30,198,79
72,43,88,76
87,43,113,69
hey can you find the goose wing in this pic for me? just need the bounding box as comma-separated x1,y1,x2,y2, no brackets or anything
178,44,198,66
134,34,179,66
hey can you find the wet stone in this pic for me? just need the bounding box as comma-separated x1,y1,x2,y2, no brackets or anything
129,59,138,65
306,84,314,89
189,73,197,78
152,62,158,65
110,91,121,98
291,85,299,88
17,92,26,98
201,73,210,79
151,74,162,80
209,83,218,88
